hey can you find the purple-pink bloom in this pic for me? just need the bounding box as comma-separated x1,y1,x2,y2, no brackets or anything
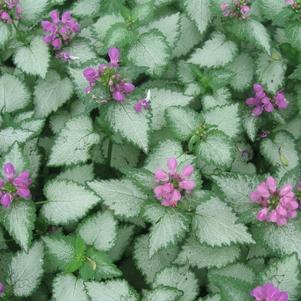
41,10,80,50
108,47,120,67
0,282,4,296
0,162,32,208
154,158,196,207
0,0,21,23
134,90,151,113
246,84,288,116
220,0,251,19
83,48,135,103
250,176,298,226
251,283,288,301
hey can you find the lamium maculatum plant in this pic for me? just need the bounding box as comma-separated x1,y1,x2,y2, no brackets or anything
0,0,301,300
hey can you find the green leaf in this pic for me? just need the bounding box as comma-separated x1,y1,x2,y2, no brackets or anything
64,40,96,64
14,36,50,78
151,88,193,130
19,0,48,21
197,130,235,168
0,74,30,113
209,264,255,301
64,236,87,273
286,22,301,50
259,0,286,19
144,139,188,172
52,274,89,301
203,104,241,138
0,127,34,153
202,88,231,110
177,61,201,96
134,234,179,284
260,255,301,301
86,280,139,301
1,142,26,175
127,30,170,76
9,242,44,297
71,0,101,17
24,138,42,180
48,115,100,167
256,52,286,93
144,203,190,257
0,23,10,46
189,32,238,68
212,173,259,223
79,248,122,281
34,71,73,118
105,102,150,153
41,180,100,225
153,266,198,301
105,23,135,49
193,196,254,246
0,226,7,250
78,211,117,251
184,0,210,34
93,14,124,40
243,114,260,142
253,218,301,261
141,13,180,48
88,179,147,219
166,106,199,141
56,164,94,185
175,236,240,269
173,14,203,58
143,287,183,301
260,131,299,177
246,19,271,54
109,225,135,262
210,263,255,285
0,201,35,251
228,53,254,91
43,234,78,271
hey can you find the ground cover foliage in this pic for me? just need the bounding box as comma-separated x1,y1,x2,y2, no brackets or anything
0,0,301,300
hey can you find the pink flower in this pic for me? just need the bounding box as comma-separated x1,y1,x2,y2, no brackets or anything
274,91,288,109
240,5,250,17
250,176,298,225
0,0,21,23
246,84,288,116
220,0,251,19
0,162,32,208
134,90,151,113
285,0,295,5
251,283,288,301
0,282,4,296
153,158,196,207
41,10,80,50
220,2,231,16
83,48,135,103
108,47,120,67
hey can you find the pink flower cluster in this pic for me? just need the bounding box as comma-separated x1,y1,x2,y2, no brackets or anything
0,0,21,23
251,283,288,301
83,48,135,102
0,282,4,297
250,176,298,226
134,90,151,113
0,163,32,208
285,0,301,10
41,10,80,50
154,158,196,207
220,0,251,19
246,84,288,116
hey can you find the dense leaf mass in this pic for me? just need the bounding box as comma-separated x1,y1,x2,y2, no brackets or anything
0,0,301,300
